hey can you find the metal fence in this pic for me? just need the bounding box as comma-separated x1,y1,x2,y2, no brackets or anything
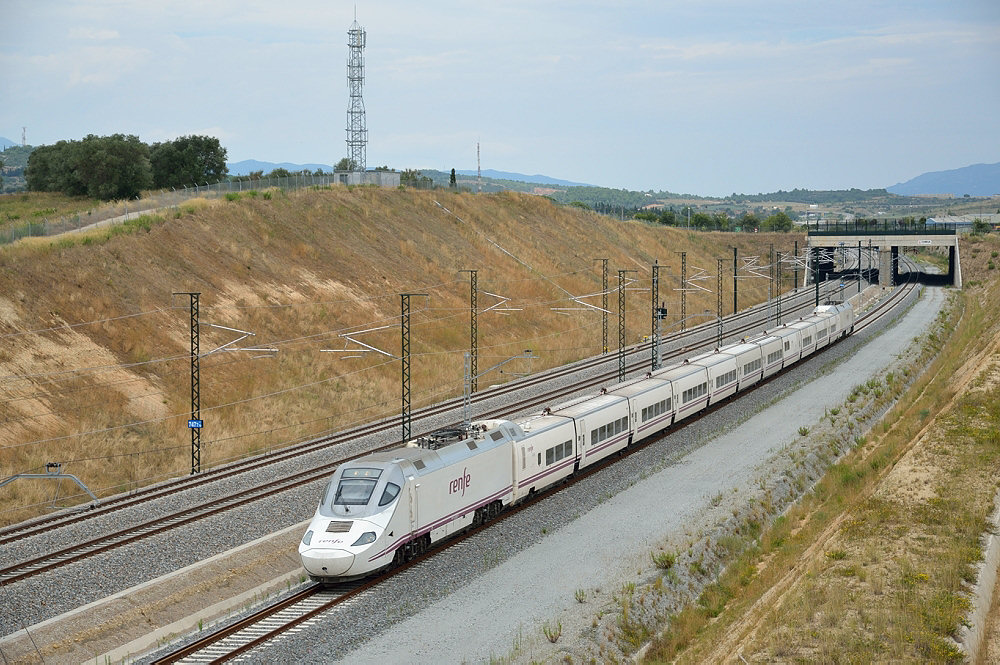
0,172,400,245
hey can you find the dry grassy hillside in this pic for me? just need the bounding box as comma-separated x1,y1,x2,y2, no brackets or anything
0,186,788,525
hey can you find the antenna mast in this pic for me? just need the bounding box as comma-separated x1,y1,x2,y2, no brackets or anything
477,141,482,193
346,15,367,172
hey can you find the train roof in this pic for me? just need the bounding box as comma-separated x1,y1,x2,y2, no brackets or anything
651,362,706,382
605,375,670,398
716,342,761,356
517,412,574,435
686,349,732,368
549,391,626,417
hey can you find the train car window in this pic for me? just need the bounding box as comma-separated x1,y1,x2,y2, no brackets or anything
321,479,336,507
538,452,541,466
591,429,598,445
563,441,573,457
379,482,401,506
784,341,790,351
546,448,554,465
490,431,504,441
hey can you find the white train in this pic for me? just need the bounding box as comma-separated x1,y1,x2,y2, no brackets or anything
299,302,854,581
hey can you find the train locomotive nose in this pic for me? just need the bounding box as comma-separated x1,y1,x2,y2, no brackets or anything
300,548,355,577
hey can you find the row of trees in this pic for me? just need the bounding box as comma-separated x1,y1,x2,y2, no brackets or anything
632,208,796,232
26,134,227,200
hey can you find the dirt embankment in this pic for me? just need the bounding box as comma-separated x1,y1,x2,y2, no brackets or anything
0,188,782,525
643,233,1000,663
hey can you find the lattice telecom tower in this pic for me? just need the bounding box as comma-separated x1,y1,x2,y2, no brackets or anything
346,17,367,172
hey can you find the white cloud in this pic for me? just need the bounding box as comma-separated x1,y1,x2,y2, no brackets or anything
68,27,120,40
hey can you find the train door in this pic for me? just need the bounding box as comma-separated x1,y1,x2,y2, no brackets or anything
576,417,586,468
407,477,418,537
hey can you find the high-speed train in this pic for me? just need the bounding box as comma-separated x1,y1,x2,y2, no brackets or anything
299,302,854,581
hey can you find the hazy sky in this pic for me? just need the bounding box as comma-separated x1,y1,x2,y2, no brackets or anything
3,1,998,196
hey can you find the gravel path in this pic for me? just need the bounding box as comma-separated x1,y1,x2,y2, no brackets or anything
239,285,942,663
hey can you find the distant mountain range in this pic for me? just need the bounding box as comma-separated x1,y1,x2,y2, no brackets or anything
887,162,1000,197
454,169,590,187
227,159,334,175
0,136,17,150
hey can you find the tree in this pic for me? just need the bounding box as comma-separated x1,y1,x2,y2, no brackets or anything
449,168,457,187
762,211,794,232
972,218,991,235
335,157,357,171
75,134,153,200
27,134,152,200
690,212,713,229
738,212,760,232
400,169,432,188
150,135,228,188
267,168,291,178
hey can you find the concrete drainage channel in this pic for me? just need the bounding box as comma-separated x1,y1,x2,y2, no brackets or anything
0,522,309,663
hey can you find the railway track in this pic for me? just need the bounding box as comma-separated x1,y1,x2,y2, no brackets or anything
0,282,862,586
148,275,918,663
0,280,891,587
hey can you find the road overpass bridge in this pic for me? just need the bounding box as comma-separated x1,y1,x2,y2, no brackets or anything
806,221,961,288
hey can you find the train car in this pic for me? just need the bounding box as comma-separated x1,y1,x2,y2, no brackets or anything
547,392,631,467
717,342,763,391
816,302,854,338
606,376,674,443
786,319,818,359
299,419,519,581
686,350,740,405
511,412,577,499
653,362,710,423
771,325,803,365
755,334,785,378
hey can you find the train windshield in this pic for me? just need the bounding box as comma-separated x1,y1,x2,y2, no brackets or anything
333,467,382,506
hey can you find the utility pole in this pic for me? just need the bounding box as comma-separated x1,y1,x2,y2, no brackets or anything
732,246,738,315
775,251,782,325
717,257,724,346
618,269,637,382
858,240,863,294
768,243,774,327
460,270,478,393
596,258,608,354
677,252,687,331
814,248,821,307
400,293,428,443
174,292,201,474
651,261,666,370
793,240,799,290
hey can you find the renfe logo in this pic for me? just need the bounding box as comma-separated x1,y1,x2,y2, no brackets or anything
449,467,471,496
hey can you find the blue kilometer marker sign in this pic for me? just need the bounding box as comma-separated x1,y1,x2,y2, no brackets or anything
188,420,203,429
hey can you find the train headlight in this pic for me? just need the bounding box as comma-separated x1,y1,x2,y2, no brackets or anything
302,530,314,546
352,531,377,547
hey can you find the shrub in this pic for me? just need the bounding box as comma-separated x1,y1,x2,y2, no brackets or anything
543,620,562,643
651,550,677,570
